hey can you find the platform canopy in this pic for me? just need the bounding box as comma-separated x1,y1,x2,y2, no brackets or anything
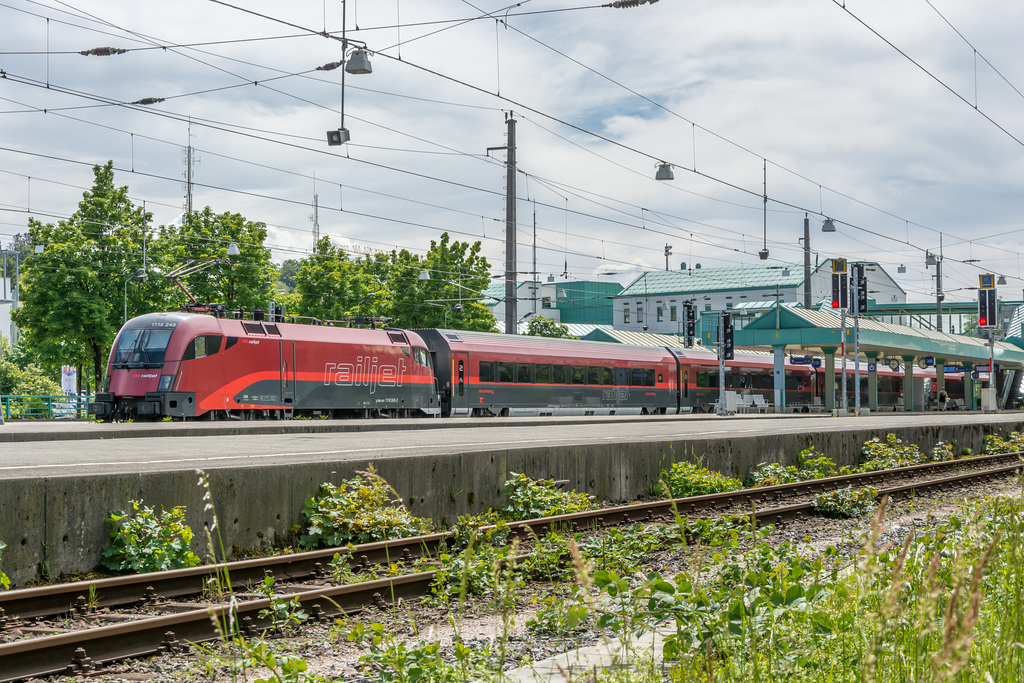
736,305,1024,369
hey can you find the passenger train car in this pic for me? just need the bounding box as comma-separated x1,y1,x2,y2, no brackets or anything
90,311,962,421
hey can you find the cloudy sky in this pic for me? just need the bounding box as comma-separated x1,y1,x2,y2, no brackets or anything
2,0,1023,305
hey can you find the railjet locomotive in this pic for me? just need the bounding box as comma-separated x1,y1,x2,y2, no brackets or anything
90,311,951,421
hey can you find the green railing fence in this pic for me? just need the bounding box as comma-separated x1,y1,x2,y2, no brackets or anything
0,395,95,420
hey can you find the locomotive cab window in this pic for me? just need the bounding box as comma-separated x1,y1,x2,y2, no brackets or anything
412,348,431,368
113,327,174,368
183,335,223,361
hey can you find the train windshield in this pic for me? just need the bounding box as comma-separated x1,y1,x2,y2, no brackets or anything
113,328,174,368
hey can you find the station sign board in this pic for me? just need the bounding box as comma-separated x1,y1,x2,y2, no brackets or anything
811,358,822,368
975,364,992,372
972,371,980,379
924,356,935,366
789,356,814,365
944,365,967,373
867,363,877,372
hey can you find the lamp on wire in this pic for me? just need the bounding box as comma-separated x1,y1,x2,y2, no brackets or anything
997,275,1007,285
897,264,906,273
227,242,240,256
655,163,674,181
326,0,373,146
821,218,836,233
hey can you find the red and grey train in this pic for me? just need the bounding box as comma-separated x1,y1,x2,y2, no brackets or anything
89,311,960,421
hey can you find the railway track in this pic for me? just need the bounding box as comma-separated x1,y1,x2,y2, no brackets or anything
1,451,1020,682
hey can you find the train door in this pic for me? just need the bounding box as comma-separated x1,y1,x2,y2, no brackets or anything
279,341,295,416
451,351,469,416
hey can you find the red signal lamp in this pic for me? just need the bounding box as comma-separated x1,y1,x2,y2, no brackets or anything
979,316,987,326
831,300,840,308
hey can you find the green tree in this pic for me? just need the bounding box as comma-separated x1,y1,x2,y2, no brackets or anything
389,233,496,331
156,207,275,311
12,162,152,388
524,316,576,339
277,259,301,292
293,237,380,322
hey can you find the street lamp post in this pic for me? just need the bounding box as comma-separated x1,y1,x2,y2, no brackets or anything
123,268,148,323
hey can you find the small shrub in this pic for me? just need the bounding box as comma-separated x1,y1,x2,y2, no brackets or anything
797,447,837,479
501,472,597,520
300,469,434,549
858,434,925,471
102,501,201,573
663,461,743,498
813,486,879,518
748,462,800,488
982,432,1024,455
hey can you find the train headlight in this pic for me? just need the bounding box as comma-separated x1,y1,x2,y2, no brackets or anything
158,375,173,391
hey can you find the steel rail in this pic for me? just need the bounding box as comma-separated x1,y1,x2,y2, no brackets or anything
2,452,1019,625
1,458,1020,681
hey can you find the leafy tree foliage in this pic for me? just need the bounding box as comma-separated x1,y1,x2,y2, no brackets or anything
13,162,152,388
277,259,300,292
293,237,381,321
388,233,496,330
155,206,275,312
524,316,576,338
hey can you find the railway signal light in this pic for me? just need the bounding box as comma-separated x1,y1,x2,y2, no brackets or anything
830,273,848,310
978,288,996,327
853,263,868,314
722,312,734,360
683,302,695,347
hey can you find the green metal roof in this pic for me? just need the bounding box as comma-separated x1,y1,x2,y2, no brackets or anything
737,305,1024,368
619,263,807,297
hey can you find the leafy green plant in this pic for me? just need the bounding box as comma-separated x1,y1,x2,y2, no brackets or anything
500,472,597,520
747,462,800,487
242,640,328,683
0,540,9,589
340,620,497,681
101,501,201,573
812,486,879,518
526,590,590,636
258,596,308,631
982,432,1024,454
858,433,926,470
663,461,743,498
300,468,434,549
797,447,837,479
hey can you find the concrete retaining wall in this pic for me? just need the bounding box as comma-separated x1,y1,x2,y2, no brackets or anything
2,420,1020,586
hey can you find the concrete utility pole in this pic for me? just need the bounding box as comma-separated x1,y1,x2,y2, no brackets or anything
488,115,518,334
803,214,812,309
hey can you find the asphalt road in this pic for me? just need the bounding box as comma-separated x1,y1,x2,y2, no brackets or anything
2,412,1021,480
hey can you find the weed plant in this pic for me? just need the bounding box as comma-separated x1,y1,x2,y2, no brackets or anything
101,501,201,573
664,461,743,498
300,467,434,549
982,431,1024,454
812,486,879,518
501,471,598,519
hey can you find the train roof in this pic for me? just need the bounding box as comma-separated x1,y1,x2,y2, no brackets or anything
126,313,429,347
413,328,676,363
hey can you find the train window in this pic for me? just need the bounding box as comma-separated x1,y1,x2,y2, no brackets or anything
517,363,533,383
113,327,174,367
183,335,222,360
498,362,514,383
572,366,586,384
602,367,614,385
696,372,709,388
224,336,238,350
535,364,552,383
479,361,494,383
587,367,600,385
629,368,644,386
413,348,431,368
644,369,655,387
